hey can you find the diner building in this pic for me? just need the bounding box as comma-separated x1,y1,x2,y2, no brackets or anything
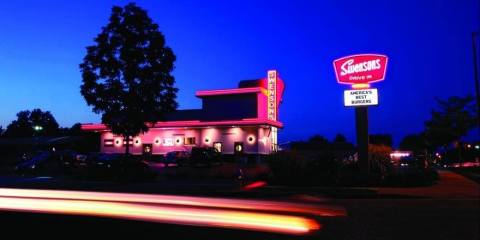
81,70,285,156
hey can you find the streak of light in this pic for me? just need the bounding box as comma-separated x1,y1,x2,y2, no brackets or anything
0,188,346,217
0,196,320,234
243,181,267,190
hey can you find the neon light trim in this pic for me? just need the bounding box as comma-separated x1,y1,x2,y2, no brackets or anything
196,87,264,97
82,119,283,131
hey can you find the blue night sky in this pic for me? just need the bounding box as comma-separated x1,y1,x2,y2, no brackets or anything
0,0,478,145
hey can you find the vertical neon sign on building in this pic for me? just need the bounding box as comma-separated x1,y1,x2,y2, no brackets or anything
267,70,277,121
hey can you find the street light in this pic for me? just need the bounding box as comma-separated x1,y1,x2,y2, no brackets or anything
33,125,43,131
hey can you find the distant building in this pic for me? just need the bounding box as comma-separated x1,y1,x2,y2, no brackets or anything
81,70,285,156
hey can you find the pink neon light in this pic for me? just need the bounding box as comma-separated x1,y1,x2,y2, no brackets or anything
156,119,283,128
196,87,264,97
82,119,283,131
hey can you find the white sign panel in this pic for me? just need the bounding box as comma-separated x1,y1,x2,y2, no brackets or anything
344,89,378,107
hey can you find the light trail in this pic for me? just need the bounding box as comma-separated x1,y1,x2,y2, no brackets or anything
0,196,320,234
242,180,267,190
0,188,346,217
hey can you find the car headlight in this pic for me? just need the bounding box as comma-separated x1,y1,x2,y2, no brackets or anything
31,165,36,169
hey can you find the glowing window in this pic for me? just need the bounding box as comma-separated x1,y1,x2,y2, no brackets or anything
213,142,222,153
185,137,196,145
234,142,243,153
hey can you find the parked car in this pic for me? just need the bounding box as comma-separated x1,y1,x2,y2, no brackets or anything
165,151,190,167
14,151,55,175
189,147,221,167
56,150,90,170
88,153,156,181
387,155,438,186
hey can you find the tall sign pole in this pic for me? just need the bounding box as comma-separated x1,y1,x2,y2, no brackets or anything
355,106,369,174
472,32,480,129
334,54,388,175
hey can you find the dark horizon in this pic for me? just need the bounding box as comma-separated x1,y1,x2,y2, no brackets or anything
0,0,478,145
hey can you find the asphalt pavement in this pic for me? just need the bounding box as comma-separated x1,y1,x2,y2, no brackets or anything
0,170,478,240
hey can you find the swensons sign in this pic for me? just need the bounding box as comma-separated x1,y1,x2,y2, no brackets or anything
333,54,388,85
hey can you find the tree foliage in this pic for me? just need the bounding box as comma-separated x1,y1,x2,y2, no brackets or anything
290,134,354,151
80,3,178,154
3,109,59,137
399,133,428,153
425,96,477,149
333,133,347,143
369,134,393,147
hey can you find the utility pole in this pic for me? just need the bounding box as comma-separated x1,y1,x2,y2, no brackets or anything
472,32,480,129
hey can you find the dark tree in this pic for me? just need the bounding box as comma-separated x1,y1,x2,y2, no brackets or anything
399,133,428,153
331,133,354,151
80,3,178,154
291,135,331,151
4,109,59,137
309,135,330,145
58,123,84,136
369,134,393,147
425,96,477,150
68,123,84,136
424,96,477,161
333,134,347,143
0,125,3,137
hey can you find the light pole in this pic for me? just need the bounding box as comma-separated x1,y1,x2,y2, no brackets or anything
33,125,43,150
472,32,480,129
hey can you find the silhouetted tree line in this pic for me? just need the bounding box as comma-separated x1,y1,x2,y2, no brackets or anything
290,134,355,151
0,109,87,138
399,95,478,162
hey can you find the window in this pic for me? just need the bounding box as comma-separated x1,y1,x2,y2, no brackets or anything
185,137,196,145
143,144,152,154
234,142,243,154
213,142,222,153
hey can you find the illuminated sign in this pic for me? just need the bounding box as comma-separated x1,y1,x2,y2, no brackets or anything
333,54,388,85
267,70,277,120
163,138,174,146
344,89,378,107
